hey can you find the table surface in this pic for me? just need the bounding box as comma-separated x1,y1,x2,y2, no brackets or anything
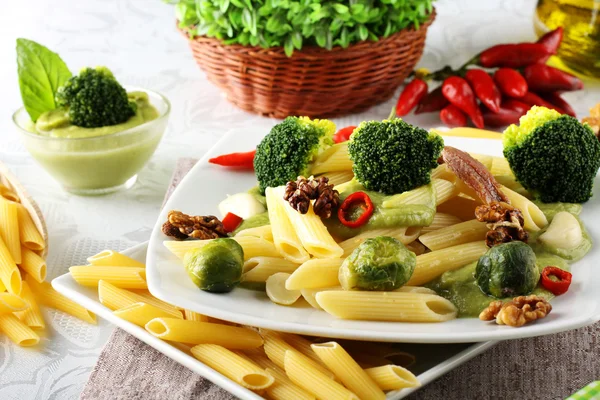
0,0,598,399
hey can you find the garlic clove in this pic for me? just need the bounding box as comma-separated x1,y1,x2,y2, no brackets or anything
538,211,582,250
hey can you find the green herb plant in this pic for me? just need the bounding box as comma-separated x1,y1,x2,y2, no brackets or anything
170,0,434,56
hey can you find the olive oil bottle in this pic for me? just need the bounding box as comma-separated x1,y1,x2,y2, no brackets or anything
534,0,600,77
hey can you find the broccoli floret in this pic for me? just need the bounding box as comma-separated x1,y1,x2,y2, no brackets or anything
55,67,136,128
348,119,444,194
503,106,600,203
254,116,335,194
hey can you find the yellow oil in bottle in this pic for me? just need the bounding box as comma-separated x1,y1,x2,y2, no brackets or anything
534,0,600,77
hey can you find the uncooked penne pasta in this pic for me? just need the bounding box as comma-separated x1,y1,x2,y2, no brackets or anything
164,236,280,261
16,204,44,252
242,347,279,371
312,342,385,400
242,257,299,282
145,318,263,349
407,241,489,286
234,225,273,242
316,291,457,322
114,302,182,327
0,279,5,292
266,367,316,400
419,219,488,251
339,227,421,257
0,236,21,295
365,365,420,391
0,198,21,264
13,281,45,330
183,309,208,322
285,258,344,290
0,184,20,203
420,213,463,234
266,187,310,264
98,280,182,318
69,266,147,289
191,344,274,390
26,275,96,324
0,313,39,346
500,185,548,231
19,247,46,283
284,350,359,400
0,292,28,313
311,142,352,174
86,250,145,268
436,196,482,221
317,170,354,186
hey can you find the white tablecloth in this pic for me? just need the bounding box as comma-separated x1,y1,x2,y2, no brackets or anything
0,0,598,398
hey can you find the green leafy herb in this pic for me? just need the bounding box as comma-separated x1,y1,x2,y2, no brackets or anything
170,0,434,56
16,39,72,122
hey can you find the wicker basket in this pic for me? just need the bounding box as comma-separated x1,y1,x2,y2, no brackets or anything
183,12,435,119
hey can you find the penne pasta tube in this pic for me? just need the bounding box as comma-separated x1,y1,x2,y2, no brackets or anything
145,318,263,349
407,241,489,286
365,365,420,391
0,198,21,264
436,196,482,221
311,142,352,174
0,313,39,347
0,236,21,294
0,185,20,203
433,178,459,206
420,213,463,234
301,287,341,310
285,258,344,290
316,291,457,322
26,275,96,324
0,279,5,292
317,170,354,186
277,332,321,362
164,236,280,261
234,225,273,242
284,350,359,400
242,347,279,371
0,292,28,313
86,250,145,268
266,273,301,305
13,281,44,330
469,153,493,170
114,302,183,327
266,367,316,400
491,156,513,177
69,266,147,289
183,309,209,322
191,344,274,391
339,227,421,257
98,281,182,318
242,257,299,282
16,204,45,252
395,286,437,295
19,247,47,283
500,185,548,231
419,219,489,251
312,342,385,400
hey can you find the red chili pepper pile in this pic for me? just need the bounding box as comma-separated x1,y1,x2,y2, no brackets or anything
395,27,584,129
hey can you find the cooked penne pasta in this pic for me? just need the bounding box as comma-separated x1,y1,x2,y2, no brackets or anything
0,313,39,346
13,281,44,330
407,241,489,286
433,178,459,206
490,156,513,177
0,236,21,294
469,153,493,170
0,292,28,313
183,309,209,322
365,365,420,391
266,187,310,263
0,279,5,292
500,185,548,231
285,258,344,290
311,142,352,174
396,286,437,294
191,344,274,390
242,257,299,282
436,196,482,221
86,250,146,268
301,287,340,310
339,227,421,257
405,240,427,255
26,275,96,324
98,280,182,318
431,164,456,183
19,247,47,283
0,198,21,264
16,204,44,252
420,213,463,234
312,342,385,400
164,236,280,261
494,175,530,198
266,367,316,400
114,302,183,327
317,170,354,186
316,291,457,322
419,219,488,251
0,184,20,203
145,318,263,349
284,350,359,400
234,225,273,242
69,266,147,289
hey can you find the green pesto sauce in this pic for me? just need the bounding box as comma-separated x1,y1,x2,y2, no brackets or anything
233,212,269,235
533,201,582,221
247,186,267,208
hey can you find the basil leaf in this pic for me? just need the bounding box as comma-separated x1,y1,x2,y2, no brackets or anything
16,39,71,122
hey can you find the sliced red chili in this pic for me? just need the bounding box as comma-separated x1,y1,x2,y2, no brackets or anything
222,212,243,233
338,191,374,228
540,266,572,296
209,150,256,169
333,126,357,143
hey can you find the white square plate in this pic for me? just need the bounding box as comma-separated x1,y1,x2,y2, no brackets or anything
52,242,496,400
146,130,600,343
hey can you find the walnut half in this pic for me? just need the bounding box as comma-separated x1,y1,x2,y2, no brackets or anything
162,210,227,240
479,295,552,327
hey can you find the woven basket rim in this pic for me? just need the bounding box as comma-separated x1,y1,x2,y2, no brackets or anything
178,9,435,56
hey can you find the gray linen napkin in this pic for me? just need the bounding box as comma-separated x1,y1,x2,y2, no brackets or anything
81,158,600,400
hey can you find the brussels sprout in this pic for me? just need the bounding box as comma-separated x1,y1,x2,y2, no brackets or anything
183,238,244,293
475,241,539,298
339,236,416,291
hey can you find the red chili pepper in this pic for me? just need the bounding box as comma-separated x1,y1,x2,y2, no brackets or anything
479,43,552,68
464,69,501,113
494,68,528,98
222,212,243,233
441,76,484,129
482,106,524,127
540,266,572,295
209,150,256,169
396,79,429,117
333,126,357,144
440,104,468,128
337,192,374,228
541,92,576,117
415,87,449,114
523,64,584,92
502,99,531,115
514,92,567,114
536,27,564,63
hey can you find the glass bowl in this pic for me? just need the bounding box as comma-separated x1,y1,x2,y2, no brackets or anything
13,87,170,196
